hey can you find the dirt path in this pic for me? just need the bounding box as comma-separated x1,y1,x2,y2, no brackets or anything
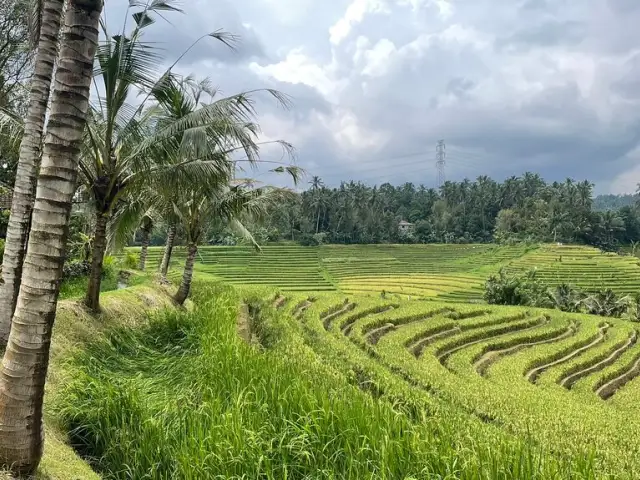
322,302,357,330
236,304,251,344
438,317,548,368
273,295,287,309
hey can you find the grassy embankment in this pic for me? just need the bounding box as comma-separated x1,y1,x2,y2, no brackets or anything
52,280,609,479
9,282,174,479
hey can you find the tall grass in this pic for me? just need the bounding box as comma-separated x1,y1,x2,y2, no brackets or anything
55,284,600,479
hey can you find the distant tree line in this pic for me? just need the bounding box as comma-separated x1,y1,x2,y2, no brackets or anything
241,173,640,249
593,194,637,212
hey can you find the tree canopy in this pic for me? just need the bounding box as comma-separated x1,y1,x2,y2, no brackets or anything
250,174,640,249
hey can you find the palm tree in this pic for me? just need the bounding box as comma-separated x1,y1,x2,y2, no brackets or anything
0,0,64,344
172,182,293,305
599,211,625,244
106,75,299,286
159,221,177,280
309,176,324,233
80,14,289,311
0,0,102,473
138,213,154,270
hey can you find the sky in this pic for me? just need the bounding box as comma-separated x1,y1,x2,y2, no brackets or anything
104,0,640,194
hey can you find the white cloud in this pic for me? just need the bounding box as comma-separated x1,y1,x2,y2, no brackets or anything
319,109,390,153
361,38,397,76
329,0,390,45
434,0,454,20
249,48,346,98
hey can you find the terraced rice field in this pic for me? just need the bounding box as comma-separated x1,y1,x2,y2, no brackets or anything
274,291,640,477
128,243,640,301
503,244,640,295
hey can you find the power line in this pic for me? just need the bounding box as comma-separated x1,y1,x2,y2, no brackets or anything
436,139,446,187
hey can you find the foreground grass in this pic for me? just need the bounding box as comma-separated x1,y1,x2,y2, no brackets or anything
54,283,600,479
39,284,174,479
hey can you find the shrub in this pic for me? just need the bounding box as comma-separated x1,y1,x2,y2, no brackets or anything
552,284,585,313
582,289,630,318
62,260,91,280
484,269,552,308
103,255,117,279
298,233,320,246
122,251,139,270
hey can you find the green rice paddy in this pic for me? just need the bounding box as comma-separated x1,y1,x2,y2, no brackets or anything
131,243,640,301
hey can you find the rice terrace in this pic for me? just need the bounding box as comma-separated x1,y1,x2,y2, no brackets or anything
93,242,640,478
149,243,640,300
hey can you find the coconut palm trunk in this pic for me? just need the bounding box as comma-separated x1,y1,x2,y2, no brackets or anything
174,242,197,305
0,0,65,346
0,0,102,473
160,223,176,280
138,217,153,271
85,212,107,312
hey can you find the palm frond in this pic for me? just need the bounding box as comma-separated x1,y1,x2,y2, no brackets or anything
228,218,261,251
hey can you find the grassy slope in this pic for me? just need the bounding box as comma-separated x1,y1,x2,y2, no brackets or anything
54,283,602,479
35,283,175,479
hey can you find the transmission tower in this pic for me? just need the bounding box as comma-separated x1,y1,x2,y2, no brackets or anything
436,140,446,187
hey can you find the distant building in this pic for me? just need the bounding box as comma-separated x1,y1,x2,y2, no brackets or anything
398,220,414,234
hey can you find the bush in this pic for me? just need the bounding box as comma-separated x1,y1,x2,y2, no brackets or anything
298,233,320,246
486,271,635,319
122,251,139,270
552,284,585,313
582,289,630,318
103,255,117,279
62,260,91,280
484,269,552,308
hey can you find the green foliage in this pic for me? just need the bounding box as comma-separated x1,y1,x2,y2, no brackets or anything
298,233,320,246
62,261,91,280
59,256,120,300
582,289,630,318
121,251,139,270
258,174,640,248
0,209,9,239
552,283,585,313
485,270,633,319
484,269,552,308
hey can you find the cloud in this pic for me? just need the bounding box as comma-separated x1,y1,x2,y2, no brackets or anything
101,0,640,194
329,0,391,45
497,20,587,50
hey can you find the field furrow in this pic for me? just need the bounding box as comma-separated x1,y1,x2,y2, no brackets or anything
474,321,577,376
559,330,638,389
525,324,610,383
